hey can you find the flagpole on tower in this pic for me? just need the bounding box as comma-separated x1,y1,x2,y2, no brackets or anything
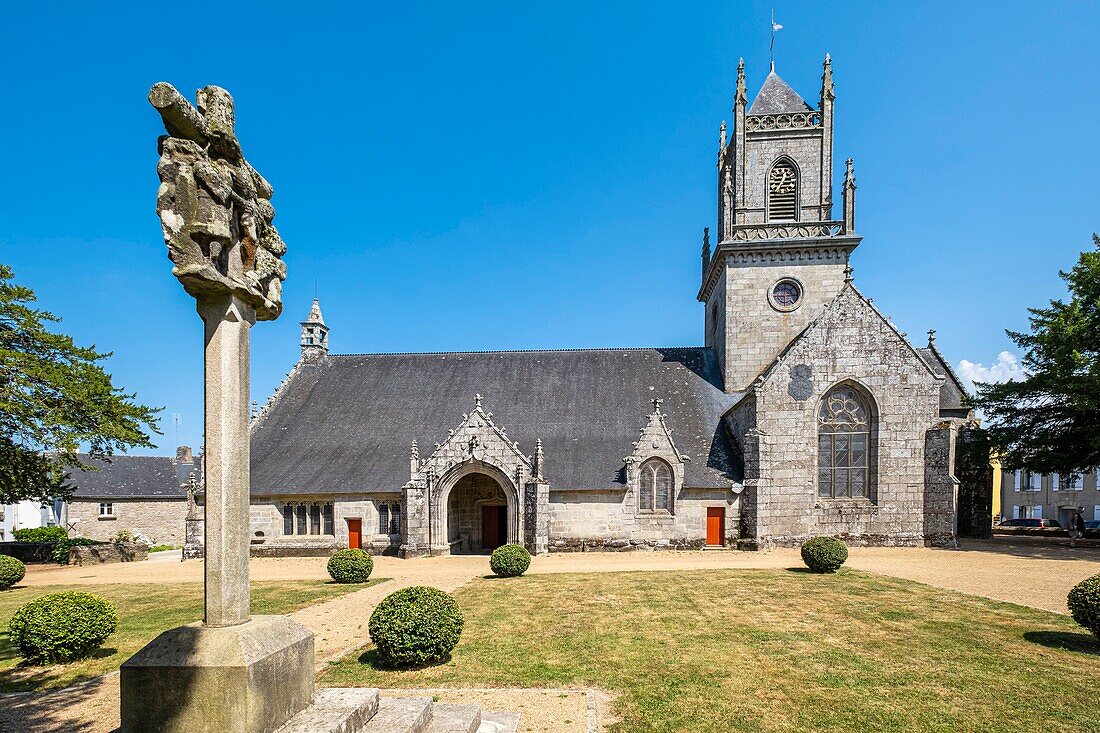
770,10,783,72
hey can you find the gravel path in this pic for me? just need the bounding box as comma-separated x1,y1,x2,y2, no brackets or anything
5,538,1097,732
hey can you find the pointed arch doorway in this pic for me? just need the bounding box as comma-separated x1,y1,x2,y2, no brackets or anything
444,472,510,554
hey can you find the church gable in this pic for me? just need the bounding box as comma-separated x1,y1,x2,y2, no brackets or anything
411,394,533,489
755,282,942,408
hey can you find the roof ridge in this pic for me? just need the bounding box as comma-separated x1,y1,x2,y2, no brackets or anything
329,346,708,357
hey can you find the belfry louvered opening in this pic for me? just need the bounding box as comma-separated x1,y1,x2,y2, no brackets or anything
766,159,799,221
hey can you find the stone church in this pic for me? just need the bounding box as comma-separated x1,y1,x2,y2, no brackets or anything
244,56,970,556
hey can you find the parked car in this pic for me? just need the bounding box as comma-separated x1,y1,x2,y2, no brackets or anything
1085,520,1100,530
998,518,1062,528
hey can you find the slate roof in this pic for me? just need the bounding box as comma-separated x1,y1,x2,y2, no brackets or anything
68,455,190,500
917,345,971,416
748,71,814,115
250,348,743,495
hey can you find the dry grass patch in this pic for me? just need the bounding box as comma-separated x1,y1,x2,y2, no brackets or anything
0,579,375,692
320,569,1099,733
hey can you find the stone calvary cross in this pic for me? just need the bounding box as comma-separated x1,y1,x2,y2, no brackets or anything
118,84,316,733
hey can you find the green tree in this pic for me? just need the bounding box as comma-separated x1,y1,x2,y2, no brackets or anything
0,262,160,504
974,235,1100,474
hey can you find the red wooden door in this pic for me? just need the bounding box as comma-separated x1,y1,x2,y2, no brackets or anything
347,518,362,549
706,508,724,546
481,506,505,550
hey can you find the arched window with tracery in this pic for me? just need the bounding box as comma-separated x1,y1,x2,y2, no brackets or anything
766,159,798,222
638,459,672,512
817,384,874,499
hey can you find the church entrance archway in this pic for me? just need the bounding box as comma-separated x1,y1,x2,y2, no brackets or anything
445,472,510,554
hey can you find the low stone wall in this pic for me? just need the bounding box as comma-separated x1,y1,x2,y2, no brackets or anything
740,533,925,551
549,537,707,552
0,542,55,564
69,542,148,565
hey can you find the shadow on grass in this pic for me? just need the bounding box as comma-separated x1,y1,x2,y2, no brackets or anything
1023,630,1100,656
356,647,453,671
0,658,116,695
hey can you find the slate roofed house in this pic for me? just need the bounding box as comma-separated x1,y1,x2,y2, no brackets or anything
66,447,198,545
239,55,973,558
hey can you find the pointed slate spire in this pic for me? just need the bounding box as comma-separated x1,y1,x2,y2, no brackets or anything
749,70,814,115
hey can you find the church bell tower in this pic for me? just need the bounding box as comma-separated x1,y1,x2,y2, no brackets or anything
699,56,861,393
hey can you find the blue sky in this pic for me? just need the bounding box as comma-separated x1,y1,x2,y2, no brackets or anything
2,1,1097,453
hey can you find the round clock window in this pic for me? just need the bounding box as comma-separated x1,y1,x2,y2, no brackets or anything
769,278,803,312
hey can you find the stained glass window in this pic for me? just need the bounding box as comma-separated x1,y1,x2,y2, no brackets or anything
818,385,872,499
772,280,801,308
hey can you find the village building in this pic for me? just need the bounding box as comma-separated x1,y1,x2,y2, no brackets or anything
66,447,197,545
235,57,971,557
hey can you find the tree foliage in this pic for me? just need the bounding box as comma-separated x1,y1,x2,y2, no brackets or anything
974,236,1100,474
0,262,159,504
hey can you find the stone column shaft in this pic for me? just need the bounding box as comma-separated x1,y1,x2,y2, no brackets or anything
199,295,255,627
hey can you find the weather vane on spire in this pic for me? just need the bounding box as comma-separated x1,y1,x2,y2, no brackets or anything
770,10,783,72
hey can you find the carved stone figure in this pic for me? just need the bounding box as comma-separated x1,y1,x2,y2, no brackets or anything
149,82,286,319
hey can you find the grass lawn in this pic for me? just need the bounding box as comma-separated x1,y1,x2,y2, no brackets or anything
0,579,383,692
320,569,1100,733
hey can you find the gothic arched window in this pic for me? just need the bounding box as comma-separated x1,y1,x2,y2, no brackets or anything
378,502,390,535
817,384,874,499
766,159,798,222
639,459,673,512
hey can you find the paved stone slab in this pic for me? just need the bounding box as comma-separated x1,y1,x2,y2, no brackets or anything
275,688,379,733
477,710,521,733
361,696,433,733
426,703,481,733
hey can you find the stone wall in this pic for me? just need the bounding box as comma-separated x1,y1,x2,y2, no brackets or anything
69,499,186,544
547,487,739,551
69,542,148,565
716,252,848,393
741,129,825,223
731,285,945,548
249,494,401,554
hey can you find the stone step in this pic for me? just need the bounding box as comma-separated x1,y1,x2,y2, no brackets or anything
361,696,434,733
275,687,380,733
426,703,482,733
476,710,521,733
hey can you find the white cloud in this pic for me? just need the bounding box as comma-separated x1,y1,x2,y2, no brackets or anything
956,351,1026,395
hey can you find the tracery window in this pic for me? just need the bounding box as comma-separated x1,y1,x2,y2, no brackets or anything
378,502,390,535
282,502,335,535
390,501,401,535
639,459,672,512
766,159,798,221
817,385,873,499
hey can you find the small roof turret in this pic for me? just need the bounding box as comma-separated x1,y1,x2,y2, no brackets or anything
300,297,329,359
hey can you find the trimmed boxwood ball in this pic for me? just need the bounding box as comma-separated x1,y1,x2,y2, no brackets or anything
801,536,849,573
0,555,25,590
1067,572,1100,640
489,544,531,578
368,586,463,666
327,548,374,583
9,591,117,664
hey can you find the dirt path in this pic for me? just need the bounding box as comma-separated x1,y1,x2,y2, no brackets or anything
6,539,1098,732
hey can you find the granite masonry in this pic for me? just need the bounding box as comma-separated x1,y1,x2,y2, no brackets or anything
66,448,197,545
222,56,972,560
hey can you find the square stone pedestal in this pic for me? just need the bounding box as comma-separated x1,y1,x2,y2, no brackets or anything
120,615,314,733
